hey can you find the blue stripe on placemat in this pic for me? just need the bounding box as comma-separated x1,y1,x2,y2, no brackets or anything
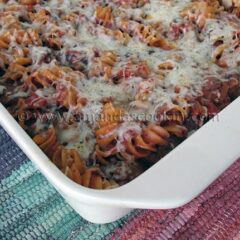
0,127,136,240
0,127,29,180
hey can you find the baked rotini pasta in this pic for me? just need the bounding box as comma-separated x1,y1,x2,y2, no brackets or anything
0,0,240,189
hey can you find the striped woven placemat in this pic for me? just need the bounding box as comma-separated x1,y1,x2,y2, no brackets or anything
0,126,240,240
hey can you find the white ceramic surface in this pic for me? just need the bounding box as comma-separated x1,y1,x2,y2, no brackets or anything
0,97,240,223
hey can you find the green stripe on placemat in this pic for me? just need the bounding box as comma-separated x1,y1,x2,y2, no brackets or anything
0,161,137,240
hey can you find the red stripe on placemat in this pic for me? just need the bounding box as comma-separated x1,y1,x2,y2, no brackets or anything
109,159,240,240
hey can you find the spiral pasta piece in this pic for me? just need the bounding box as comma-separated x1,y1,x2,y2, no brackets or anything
4,62,28,81
62,12,79,23
58,85,88,110
0,42,31,80
212,44,228,68
100,51,118,80
0,46,29,65
27,69,56,88
29,9,51,24
26,66,87,109
125,124,170,158
96,102,125,158
104,29,131,46
33,127,59,158
181,0,223,28
81,167,118,189
96,103,170,160
26,66,78,87
95,6,114,27
98,102,125,128
163,105,188,124
52,148,87,184
118,18,175,49
137,24,175,49
94,8,174,50
116,60,151,81
158,61,175,71
0,13,21,30
164,123,188,138
0,28,41,48
33,128,117,189
6,55,32,80
96,123,170,160
13,98,27,128
95,103,124,159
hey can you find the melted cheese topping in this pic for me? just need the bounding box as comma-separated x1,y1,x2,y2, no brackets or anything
144,0,191,25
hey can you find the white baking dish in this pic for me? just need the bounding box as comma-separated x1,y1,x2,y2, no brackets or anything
0,98,240,223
